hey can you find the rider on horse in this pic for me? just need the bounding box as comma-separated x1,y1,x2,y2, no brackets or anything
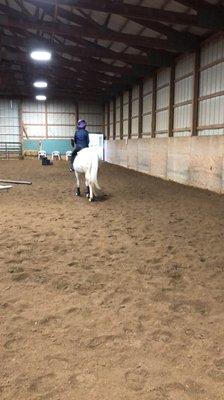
70,119,89,171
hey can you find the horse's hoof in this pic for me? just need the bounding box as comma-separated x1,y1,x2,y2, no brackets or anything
89,197,93,202
76,188,81,196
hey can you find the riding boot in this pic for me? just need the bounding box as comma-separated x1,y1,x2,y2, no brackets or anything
70,156,75,171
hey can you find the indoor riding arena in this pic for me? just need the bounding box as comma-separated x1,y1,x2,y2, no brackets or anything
0,1,224,400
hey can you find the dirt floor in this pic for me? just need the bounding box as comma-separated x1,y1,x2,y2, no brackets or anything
0,159,224,400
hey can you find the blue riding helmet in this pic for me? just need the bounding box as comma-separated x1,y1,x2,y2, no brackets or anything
77,119,87,129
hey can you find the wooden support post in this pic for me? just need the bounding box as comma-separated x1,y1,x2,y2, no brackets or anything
192,49,200,136
151,73,157,138
168,64,175,137
120,93,123,140
128,88,132,139
107,102,110,140
138,81,143,138
113,97,116,140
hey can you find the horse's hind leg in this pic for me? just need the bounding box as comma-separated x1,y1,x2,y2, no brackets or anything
89,184,94,202
75,172,81,196
85,179,90,198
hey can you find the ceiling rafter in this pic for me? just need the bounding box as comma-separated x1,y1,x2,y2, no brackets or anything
0,0,222,101
31,0,224,29
1,41,138,97
0,12,187,52
0,4,155,66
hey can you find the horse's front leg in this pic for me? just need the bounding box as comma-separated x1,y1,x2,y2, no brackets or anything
75,172,81,196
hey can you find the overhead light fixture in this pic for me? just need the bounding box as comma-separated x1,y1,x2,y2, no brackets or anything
33,81,48,88
36,95,47,101
30,50,51,61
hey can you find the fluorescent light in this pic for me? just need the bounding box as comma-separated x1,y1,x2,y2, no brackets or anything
30,50,51,61
36,95,47,101
33,81,48,88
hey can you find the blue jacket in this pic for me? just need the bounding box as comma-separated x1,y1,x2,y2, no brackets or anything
74,128,89,149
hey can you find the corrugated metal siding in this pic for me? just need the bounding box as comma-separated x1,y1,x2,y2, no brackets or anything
47,100,75,139
22,100,76,138
175,53,194,79
200,36,224,68
109,101,114,139
22,100,44,142
132,84,139,137
0,99,20,143
21,100,102,140
116,96,120,139
104,36,224,142
142,77,153,136
156,67,170,135
104,104,108,138
123,91,129,137
173,54,194,137
198,35,224,136
78,102,103,133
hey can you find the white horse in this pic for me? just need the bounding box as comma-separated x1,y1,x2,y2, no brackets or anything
73,148,100,202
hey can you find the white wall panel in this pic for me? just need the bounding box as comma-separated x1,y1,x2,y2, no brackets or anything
116,122,120,138
116,96,121,110
123,91,129,103
143,77,153,94
48,126,74,137
200,62,224,96
143,93,152,114
123,120,128,137
132,84,139,99
78,102,102,114
143,114,152,135
47,113,75,125
157,68,170,88
198,96,224,126
109,121,113,138
0,100,20,143
132,99,139,117
78,102,103,133
47,101,75,113
156,110,169,132
174,104,192,129
104,104,108,124
156,86,169,109
201,36,224,68
22,101,45,112
175,53,194,78
26,125,46,137
175,76,193,103
23,112,45,125
123,103,129,119
0,127,20,140
174,53,194,135
132,117,139,135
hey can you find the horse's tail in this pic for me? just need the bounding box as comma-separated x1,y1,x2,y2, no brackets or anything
89,152,100,190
